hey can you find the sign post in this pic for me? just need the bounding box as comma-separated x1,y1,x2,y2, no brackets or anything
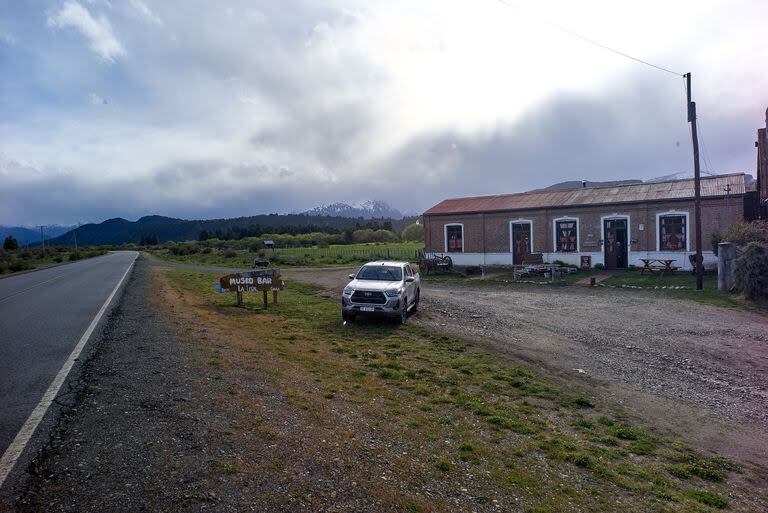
215,269,284,308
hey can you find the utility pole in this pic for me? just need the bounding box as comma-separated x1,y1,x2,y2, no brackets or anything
39,225,45,255
73,231,78,255
685,73,703,291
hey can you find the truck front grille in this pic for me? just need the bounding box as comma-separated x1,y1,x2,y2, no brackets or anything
351,290,387,304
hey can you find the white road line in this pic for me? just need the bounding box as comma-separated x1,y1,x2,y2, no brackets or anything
0,254,137,489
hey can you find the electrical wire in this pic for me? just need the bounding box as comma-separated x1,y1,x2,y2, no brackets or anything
494,0,685,77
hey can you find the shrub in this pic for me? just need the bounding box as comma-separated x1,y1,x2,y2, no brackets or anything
733,242,768,299
69,252,82,261
223,250,237,258
594,263,605,271
53,255,63,263
9,260,29,272
723,220,768,246
402,223,425,242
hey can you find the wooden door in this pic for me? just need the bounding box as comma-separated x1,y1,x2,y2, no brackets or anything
603,219,628,269
512,223,531,265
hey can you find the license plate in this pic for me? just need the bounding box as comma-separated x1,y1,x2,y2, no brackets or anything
360,306,375,312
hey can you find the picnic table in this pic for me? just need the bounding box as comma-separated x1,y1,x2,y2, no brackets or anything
639,258,678,275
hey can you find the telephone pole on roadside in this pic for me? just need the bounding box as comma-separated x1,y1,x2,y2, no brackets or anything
38,225,45,255
685,73,704,291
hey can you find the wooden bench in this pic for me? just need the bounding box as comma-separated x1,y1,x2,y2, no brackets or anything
639,258,678,276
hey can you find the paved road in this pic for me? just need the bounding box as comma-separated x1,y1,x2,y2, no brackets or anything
0,251,138,460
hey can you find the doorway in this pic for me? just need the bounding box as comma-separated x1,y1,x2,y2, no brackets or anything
603,218,628,269
511,222,532,265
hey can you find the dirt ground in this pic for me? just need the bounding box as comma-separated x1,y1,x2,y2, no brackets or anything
284,268,768,468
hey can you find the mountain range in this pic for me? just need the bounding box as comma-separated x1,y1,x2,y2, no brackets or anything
302,200,404,219
0,225,77,246
42,211,418,247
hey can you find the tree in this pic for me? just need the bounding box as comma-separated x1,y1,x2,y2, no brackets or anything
198,229,210,241
3,236,19,251
401,223,425,242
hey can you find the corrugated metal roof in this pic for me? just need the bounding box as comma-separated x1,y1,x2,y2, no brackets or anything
424,174,746,215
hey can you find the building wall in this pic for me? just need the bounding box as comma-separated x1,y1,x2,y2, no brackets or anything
423,196,744,270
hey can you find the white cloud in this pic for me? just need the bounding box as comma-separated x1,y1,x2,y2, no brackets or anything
129,0,162,26
88,92,107,105
47,1,125,61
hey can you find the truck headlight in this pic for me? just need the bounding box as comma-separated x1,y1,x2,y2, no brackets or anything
384,287,403,298
343,287,354,295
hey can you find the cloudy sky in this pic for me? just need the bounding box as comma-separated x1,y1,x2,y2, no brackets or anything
1,0,767,226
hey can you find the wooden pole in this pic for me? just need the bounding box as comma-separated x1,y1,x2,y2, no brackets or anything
236,290,243,307
263,290,268,309
272,290,278,304
685,73,704,291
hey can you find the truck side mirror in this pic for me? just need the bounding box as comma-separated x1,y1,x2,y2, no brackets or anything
348,274,355,279
405,276,415,283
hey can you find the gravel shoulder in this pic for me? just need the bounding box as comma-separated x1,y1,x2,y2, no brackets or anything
286,269,768,468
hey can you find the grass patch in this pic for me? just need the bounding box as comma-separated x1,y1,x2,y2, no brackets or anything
161,268,757,511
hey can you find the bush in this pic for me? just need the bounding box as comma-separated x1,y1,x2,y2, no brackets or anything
594,263,605,271
9,260,29,272
223,250,237,258
401,223,425,242
723,220,768,246
53,255,63,263
733,242,768,299
69,252,82,261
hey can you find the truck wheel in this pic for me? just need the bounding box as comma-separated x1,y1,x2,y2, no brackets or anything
397,299,408,324
342,311,355,323
411,289,420,312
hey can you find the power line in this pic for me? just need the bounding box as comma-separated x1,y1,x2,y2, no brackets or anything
494,0,684,77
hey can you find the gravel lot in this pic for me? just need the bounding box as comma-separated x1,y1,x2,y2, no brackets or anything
287,269,768,467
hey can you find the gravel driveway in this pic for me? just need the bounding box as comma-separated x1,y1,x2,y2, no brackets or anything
287,269,768,466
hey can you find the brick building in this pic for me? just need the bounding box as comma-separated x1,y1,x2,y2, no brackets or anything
757,108,768,218
423,174,747,270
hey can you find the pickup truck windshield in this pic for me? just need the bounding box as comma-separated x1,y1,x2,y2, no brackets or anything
356,265,403,281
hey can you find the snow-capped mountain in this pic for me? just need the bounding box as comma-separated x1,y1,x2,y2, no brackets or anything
302,200,404,219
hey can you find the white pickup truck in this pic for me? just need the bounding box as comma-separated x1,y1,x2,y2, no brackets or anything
341,261,420,324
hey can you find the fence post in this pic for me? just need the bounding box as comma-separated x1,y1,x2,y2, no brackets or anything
717,242,736,291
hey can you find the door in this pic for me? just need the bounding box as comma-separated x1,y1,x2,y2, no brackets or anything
603,219,628,269
512,223,532,265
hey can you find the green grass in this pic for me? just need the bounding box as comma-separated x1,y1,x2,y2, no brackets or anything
149,241,422,268
162,268,761,511
0,247,108,275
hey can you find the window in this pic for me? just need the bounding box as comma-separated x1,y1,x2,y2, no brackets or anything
356,265,403,281
446,224,463,253
555,219,578,252
659,215,686,251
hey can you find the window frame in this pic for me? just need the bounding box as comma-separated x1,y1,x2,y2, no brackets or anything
552,216,580,253
444,223,464,253
656,211,690,252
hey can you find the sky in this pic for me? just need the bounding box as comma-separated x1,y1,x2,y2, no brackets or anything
1,0,767,226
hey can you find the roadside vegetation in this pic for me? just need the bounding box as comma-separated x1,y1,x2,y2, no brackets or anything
147,240,423,268
0,237,108,275
160,268,766,512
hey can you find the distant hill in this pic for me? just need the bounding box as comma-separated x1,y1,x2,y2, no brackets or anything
302,200,403,219
535,179,643,191
45,213,418,246
0,225,77,246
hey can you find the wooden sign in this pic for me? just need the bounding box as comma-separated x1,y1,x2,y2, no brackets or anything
216,269,283,293
215,269,283,308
